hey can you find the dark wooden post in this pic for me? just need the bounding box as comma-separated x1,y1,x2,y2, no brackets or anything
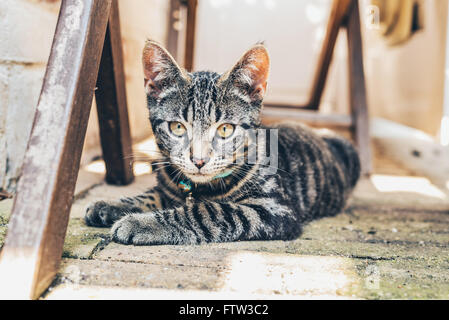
307,0,352,110
184,0,198,72
0,0,112,299
95,0,134,185
346,0,372,175
167,0,183,61
263,0,372,175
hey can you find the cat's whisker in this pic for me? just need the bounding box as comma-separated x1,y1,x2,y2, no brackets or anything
151,164,173,174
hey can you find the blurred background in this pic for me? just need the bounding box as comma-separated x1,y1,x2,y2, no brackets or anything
0,0,448,194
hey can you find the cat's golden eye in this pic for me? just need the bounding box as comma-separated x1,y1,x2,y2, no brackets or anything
169,122,186,136
216,123,235,139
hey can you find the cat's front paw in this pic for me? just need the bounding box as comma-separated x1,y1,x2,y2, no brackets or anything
84,201,126,227
111,214,164,245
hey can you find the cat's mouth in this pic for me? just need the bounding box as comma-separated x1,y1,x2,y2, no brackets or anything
184,172,217,184
179,162,236,184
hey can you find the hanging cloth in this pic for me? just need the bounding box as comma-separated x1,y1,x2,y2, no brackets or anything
371,0,424,46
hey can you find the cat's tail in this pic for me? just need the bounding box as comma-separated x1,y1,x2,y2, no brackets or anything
321,132,361,189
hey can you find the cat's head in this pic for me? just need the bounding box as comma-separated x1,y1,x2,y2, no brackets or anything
142,40,269,184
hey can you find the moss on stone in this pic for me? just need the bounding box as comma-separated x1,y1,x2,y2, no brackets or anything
0,199,13,247
354,259,449,299
62,218,110,259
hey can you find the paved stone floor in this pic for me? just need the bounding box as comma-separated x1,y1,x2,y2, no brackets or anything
1,155,448,299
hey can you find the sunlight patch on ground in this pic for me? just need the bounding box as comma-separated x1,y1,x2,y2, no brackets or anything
45,286,349,300
84,160,152,177
0,254,37,299
84,160,105,174
83,138,158,177
134,138,159,159
133,162,152,176
222,252,356,297
45,253,358,300
371,174,447,199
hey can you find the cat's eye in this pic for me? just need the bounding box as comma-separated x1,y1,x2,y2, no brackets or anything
216,123,235,139
169,122,186,136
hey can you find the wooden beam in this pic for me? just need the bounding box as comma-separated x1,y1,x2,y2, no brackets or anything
307,0,352,110
184,0,198,72
95,0,134,185
263,103,317,110
346,0,372,175
166,0,182,61
262,106,353,128
0,0,112,299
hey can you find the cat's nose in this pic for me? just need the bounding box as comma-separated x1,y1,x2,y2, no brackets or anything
192,156,209,169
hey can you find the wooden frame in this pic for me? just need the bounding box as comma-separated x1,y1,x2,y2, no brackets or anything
265,0,371,175
96,0,134,185
346,0,371,174
167,0,198,71
0,0,133,299
166,0,183,62
184,0,198,72
183,0,372,175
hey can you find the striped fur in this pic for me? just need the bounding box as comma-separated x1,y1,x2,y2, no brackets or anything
84,41,360,245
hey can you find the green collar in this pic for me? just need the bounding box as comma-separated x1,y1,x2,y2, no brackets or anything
178,169,233,193
212,169,234,179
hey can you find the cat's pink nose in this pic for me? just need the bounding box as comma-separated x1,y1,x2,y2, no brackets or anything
192,157,209,169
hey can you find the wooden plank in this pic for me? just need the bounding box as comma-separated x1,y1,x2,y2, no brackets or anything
346,0,372,175
261,106,353,128
184,0,198,72
166,0,182,61
95,0,134,186
0,0,112,299
306,0,351,110
263,103,318,110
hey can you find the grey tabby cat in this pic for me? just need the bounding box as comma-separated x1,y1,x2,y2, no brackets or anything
84,40,360,245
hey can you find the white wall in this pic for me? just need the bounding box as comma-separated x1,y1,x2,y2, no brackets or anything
194,0,348,111
0,0,169,192
194,0,447,136
362,0,448,136
0,0,60,192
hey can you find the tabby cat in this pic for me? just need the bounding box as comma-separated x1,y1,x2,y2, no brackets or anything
84,40,360,245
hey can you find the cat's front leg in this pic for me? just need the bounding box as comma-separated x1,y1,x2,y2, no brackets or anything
111,199,299,245
111,210,189,245
84,189,164,227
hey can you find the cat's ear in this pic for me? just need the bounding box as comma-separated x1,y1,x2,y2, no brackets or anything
142,40,188,97
220,44,270,102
